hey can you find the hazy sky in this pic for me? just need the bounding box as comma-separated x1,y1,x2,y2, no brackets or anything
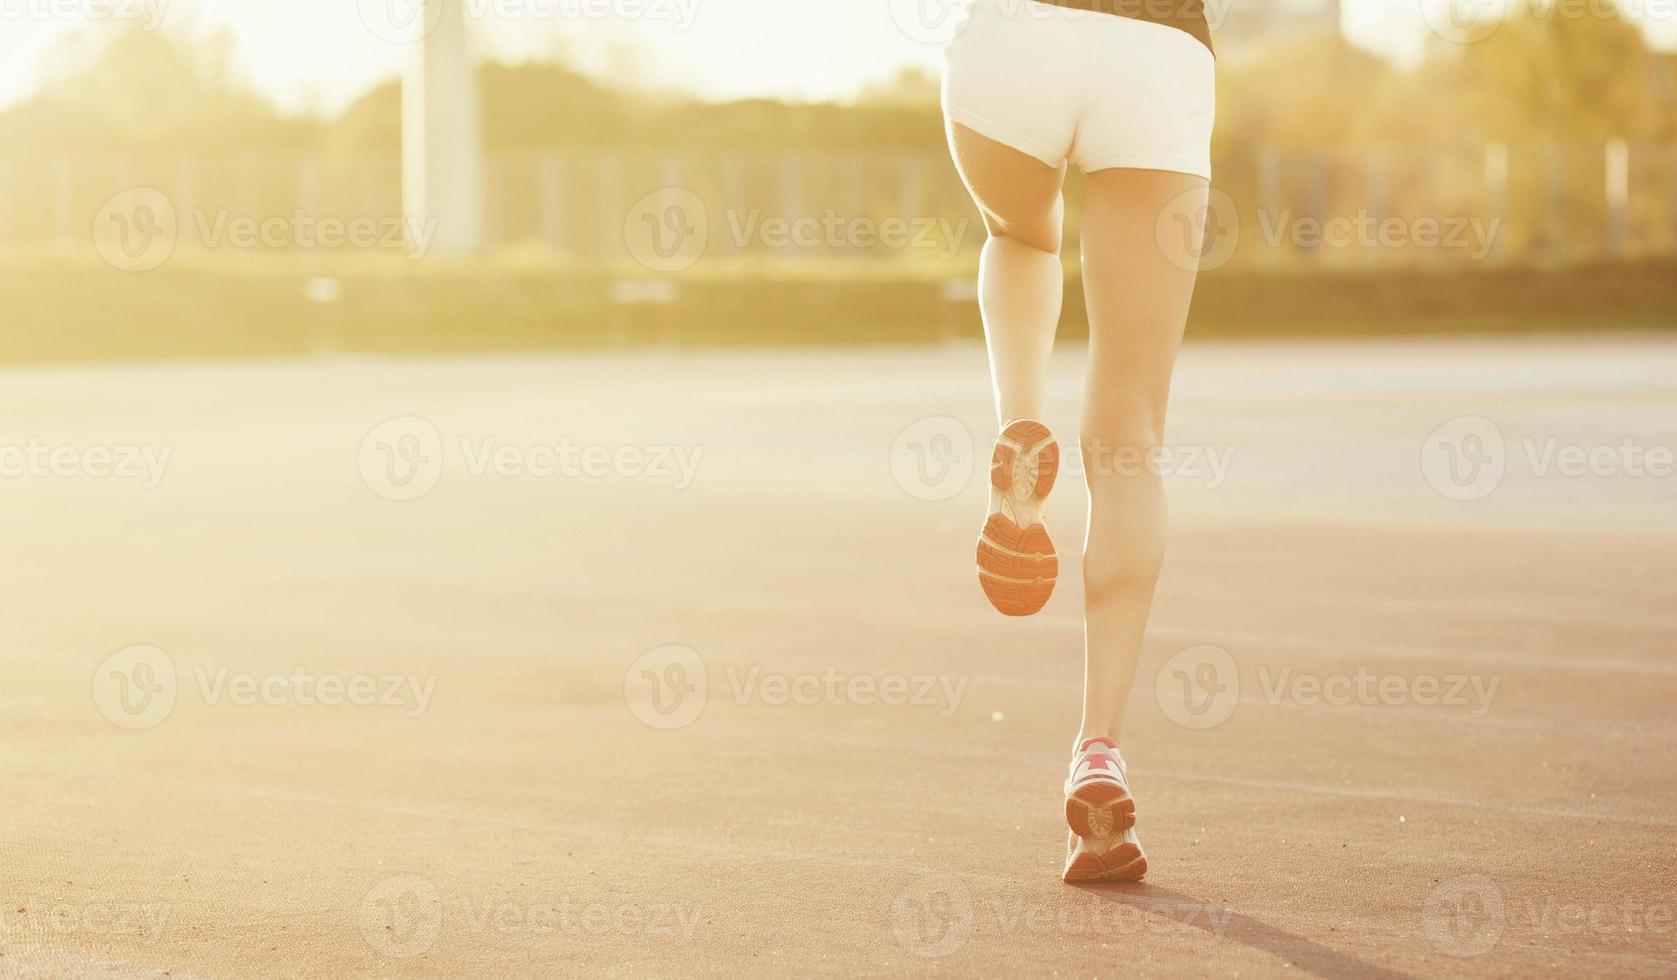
0,0,1672,113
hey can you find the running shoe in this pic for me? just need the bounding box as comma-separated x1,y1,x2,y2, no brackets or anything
1062,826,1148,883
1061,736,1147,882
976,419,1060,617
1064,736,1136,839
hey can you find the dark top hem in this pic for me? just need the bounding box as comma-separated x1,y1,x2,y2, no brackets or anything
1030,0,1215,55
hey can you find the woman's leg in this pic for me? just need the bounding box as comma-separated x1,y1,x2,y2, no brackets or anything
944,122,1067,425
1075,168,1209,746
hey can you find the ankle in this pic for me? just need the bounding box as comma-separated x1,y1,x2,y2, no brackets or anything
1074,727,1122,754
1079,731,1120,755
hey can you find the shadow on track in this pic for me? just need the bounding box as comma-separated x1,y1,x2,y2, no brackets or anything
1071,881,1417,980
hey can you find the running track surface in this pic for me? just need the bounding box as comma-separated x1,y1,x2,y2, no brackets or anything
1,335,1674,978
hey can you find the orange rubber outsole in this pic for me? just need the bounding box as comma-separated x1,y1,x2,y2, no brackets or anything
1062,840,1148,883
977,420,1060,617
1065,781,1137,840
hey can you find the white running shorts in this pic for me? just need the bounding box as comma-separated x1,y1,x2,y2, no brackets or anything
941,0,1216,180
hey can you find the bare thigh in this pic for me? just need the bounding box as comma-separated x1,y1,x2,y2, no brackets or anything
945,122,1067,253
1079,168,1210,437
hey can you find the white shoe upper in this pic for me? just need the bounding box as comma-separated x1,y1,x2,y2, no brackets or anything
1065,736,1130,798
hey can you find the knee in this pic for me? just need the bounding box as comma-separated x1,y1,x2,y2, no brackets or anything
983,198,1064,256
1079,422,1166,488
1082,538,1165,606
985,226,1061,259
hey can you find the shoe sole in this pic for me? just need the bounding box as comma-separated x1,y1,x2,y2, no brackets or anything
976,420,1059,617
1062,838,1148,883
1065,781,1137,840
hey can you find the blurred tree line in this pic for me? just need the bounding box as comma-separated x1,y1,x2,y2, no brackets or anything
3,6,1672,159
1214,12,1675,151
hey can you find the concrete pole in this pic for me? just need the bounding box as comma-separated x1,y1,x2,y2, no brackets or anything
1256,147,1281,265
402,0,484,254
1483,143,1507,263
1605,138,1629,255
1545,144,1566,260
55,160,73,249
539,153,563,250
